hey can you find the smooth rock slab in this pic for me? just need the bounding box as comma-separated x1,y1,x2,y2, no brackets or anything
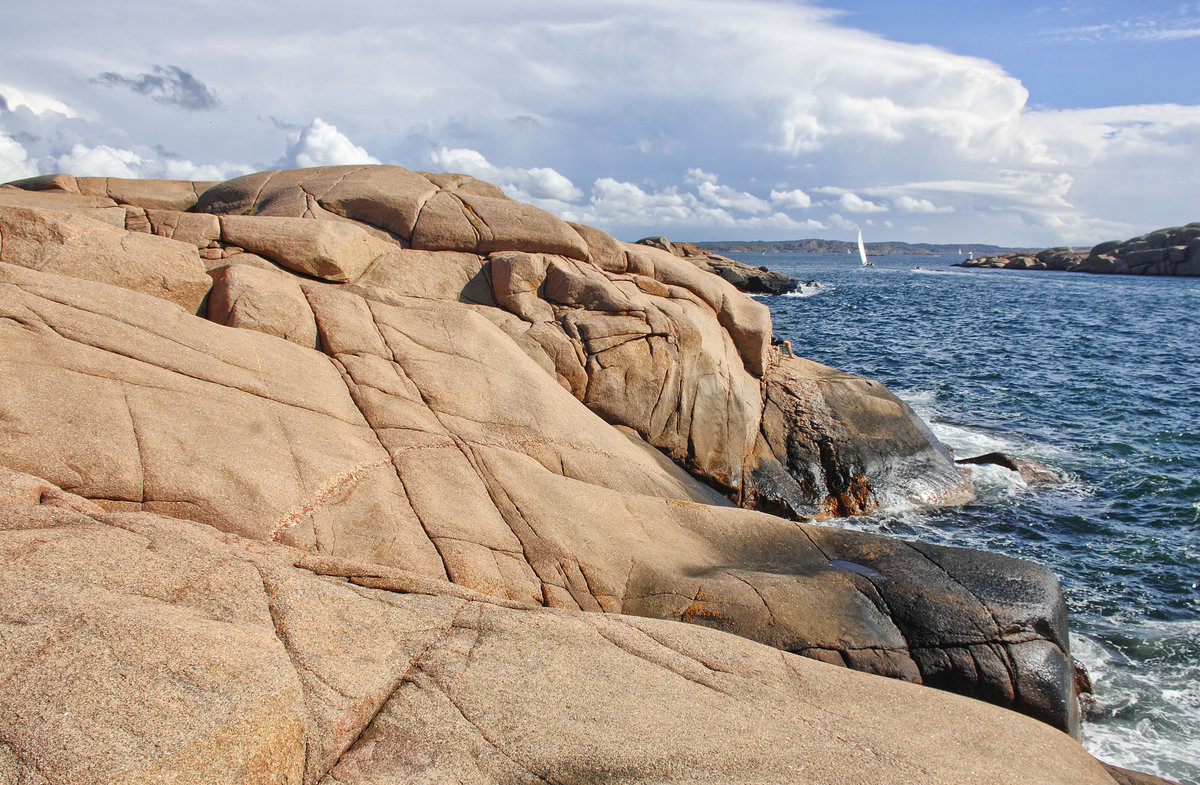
219,214,396,282
0,477,1119,785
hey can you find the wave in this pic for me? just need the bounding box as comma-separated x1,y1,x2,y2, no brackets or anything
1074,627,1200,784
910,267,973,276
782,281,830,298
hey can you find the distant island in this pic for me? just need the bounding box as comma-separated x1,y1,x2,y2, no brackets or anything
957,223,1200,277
691,239,1033,256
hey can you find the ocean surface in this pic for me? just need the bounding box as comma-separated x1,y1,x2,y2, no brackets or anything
729,251,1199,784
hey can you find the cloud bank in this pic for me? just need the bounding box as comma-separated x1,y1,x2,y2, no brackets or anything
0,0,1196,245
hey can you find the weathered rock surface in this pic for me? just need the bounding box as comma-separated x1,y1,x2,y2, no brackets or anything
6,172,218,211
958,224,1200,277
207,263,320,347
0,471,1122,785
0,165,1127,779
747,356,973,519
0,204,211,312
638,235,803,294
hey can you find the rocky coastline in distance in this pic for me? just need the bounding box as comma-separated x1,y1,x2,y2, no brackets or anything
957,223,1200,277
695,238,1031,256
0,166,1178,784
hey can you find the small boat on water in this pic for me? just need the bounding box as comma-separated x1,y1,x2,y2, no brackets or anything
857,228,874,267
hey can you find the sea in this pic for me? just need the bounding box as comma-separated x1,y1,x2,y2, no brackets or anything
729,251,1199,784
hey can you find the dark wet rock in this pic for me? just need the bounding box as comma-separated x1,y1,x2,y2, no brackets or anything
746,356,975,520
956,452,1063,486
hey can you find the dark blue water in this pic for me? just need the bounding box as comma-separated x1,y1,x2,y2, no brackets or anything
734,252,1200,783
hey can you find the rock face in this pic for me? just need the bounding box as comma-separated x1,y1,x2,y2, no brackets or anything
637,235,803,294
957,224,1200,277
0,165,1119,781
0,472,1120,785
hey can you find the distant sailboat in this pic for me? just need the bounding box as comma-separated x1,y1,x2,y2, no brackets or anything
857,228,874,267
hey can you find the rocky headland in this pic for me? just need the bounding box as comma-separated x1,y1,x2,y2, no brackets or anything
957,224,1200,276
0,166,1168,784
635,235,803,295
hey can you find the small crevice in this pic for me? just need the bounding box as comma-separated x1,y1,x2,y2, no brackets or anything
251,562,313,781
412,662,561,785
248,170,282,214
122,386,147,504
316,600,469,783
723,570,778,628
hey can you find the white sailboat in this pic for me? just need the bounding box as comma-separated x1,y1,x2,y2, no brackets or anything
857,228,874,267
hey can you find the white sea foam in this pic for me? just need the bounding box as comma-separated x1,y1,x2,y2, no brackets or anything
1074,627,1200,784
911,267,972,277
964,462,1028,498
782,282,829,297
928,420,1019,458
895,387,939,408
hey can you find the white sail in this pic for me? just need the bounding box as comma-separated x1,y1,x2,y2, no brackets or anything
857,228,869,266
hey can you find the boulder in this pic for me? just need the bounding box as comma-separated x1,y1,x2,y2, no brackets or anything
411,185,589,259
77,176,218,211
218,214,395,282
193,166,439,238
142,208,222,248
745,355,973,519
0,475,1119,785
1090,240,1122,257
0,185,119,213
193,166,590,260
207,263,319,348
0,205,210,313
636,235,801,295
956,452,1063,486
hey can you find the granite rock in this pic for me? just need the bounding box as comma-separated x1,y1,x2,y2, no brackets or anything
0,470,1121,785
0,166,1102,762
959,224,1200,277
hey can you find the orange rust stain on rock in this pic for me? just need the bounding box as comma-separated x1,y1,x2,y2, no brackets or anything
816,474,877,519
680,601,738,632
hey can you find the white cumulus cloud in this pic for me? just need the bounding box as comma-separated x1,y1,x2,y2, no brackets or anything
892,195,954,214
696,180,772,214
50,143,247,181
0,132,37,181
837,193,888,213
0,82,76,117
556,177,824,237
54,144,144,178
282,118,380,168
430,147,582,202
770,188,813,210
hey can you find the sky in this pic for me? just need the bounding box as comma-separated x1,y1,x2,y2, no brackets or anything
1,0,1198,246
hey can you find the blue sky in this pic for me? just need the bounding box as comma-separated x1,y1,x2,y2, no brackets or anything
1,0,1198,246
831,0,1200,107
